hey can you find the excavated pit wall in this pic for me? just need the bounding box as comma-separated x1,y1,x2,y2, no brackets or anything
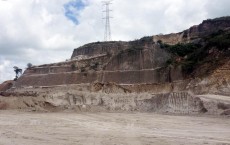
2,80,230,115
14,17,230,89
15,42,184,87
71,41,129,59
15,69,169,87
26,66,73,74
153,17,230,45
0,90,208,115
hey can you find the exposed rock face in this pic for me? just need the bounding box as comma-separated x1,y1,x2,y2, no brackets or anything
16,40,178,87
153,17,230,45
1,17,230,117
4,85,230,115
0,81,14,92
71,41,129,59
2,80,230,116
13,17,230,96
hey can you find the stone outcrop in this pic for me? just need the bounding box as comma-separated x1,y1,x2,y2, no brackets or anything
153,16,230,45
71,41,129,59
13,16,230,96
3,86,229,115
16,40,178,87
0,80,14,92
1,17,230,117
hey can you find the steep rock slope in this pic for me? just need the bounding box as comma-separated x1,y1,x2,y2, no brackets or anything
153,16,230,45
13,17,230,96
0,81,14,92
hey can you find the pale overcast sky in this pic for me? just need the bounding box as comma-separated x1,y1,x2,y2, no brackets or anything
0,0,230,83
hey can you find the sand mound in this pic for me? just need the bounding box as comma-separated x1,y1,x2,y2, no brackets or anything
1,85,230,116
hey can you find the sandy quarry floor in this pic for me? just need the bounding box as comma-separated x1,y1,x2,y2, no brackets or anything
0,111,230,145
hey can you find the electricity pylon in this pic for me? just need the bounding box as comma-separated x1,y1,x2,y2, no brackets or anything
102,1,112,41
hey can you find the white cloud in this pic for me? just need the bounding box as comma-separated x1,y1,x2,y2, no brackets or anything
0,59,14,82
0,0,229,83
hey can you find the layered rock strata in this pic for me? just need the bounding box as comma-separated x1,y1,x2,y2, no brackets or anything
13,17,230,96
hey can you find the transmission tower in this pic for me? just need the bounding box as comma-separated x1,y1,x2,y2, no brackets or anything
102,1,112,41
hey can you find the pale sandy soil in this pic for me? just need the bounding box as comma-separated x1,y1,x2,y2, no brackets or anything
198,94,230,102
0,111,230,145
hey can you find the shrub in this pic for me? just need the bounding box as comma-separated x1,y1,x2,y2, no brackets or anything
166,43,200,57
91,62,99,70
140,36,152,43
207,33,230,50
80,67,86,72
181,61,196,74
71,63,76,70
27,63,33,68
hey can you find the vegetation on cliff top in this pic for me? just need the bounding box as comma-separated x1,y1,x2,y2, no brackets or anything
163,30,230,76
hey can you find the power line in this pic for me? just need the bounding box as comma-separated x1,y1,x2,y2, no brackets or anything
102,1,112,41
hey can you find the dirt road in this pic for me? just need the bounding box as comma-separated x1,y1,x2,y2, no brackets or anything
0,111,229,145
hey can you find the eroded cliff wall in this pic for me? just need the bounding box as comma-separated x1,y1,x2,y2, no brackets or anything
14,17,230,92
15,41,179,87
153,16,230,45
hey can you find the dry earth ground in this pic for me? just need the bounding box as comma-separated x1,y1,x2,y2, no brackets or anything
0,111,230,145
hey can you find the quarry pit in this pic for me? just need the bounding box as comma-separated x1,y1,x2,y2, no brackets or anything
0,17,230,145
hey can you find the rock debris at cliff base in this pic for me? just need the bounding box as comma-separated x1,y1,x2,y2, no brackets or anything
0,83,230,116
